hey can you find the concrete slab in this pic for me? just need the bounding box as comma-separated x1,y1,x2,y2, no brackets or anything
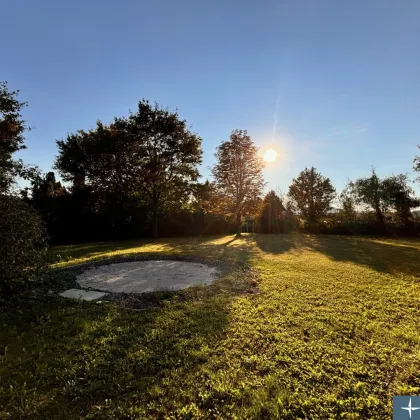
76,260,218,294
59,289,108,301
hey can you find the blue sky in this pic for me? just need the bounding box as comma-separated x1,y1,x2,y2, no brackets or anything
2,0,420,194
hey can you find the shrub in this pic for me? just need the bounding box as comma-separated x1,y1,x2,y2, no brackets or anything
316,212,420,237
0,195,48,291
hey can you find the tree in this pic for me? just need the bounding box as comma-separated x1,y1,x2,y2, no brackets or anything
0,83,47,289
30,171,67,201
288,167,335,228
192,180,218,215
382,174,420,230
349,170,419,233
125,101,202,237
338,185,357,222
54,129,90,188
212,129,265,236
55,100,203,237
0,196,48,291
258,190,285,233
349,169,387,227
191,180,218,232
0,81,36,193
415,145,420,181
20,171,71,243
56,121,142,237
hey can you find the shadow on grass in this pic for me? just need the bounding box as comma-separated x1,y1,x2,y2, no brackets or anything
310,235,420,278
0,291,233,419
54,233,419,279
252,233,420,278
253,233,305,255
1,242,262,419
52,235,257,268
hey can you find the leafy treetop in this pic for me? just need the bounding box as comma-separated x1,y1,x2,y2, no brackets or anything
288,167,335,226
212,129,265,235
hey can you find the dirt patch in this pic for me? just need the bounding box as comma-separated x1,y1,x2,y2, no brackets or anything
76,260,219,294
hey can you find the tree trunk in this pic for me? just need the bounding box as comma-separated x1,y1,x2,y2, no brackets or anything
151,211,158,238
375,205,385,227
308,218,318,233
398,206,412,233
236,212,242,236
151,194,158,238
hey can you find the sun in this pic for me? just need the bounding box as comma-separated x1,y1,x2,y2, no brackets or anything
263,148,278,163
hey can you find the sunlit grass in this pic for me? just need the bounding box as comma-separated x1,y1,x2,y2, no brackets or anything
1,234,420,419
51,235,253,268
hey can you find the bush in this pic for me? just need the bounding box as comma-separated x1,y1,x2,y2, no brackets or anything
316,212,420,237
0,196,48,291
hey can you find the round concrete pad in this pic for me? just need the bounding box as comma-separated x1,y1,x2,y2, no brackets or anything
76,260,219,294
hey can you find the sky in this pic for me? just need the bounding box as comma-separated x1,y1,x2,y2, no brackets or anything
2,0,420,194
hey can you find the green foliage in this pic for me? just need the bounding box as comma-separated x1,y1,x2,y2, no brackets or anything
212,130,265,235
338,186,357,223
258,190,285,233
20,172,72,243
0,81,38,193
192,180,218,214
55,100,202,237
0,82,48,291
1,234,420,418
382,174,420,228
349,169,388,227
0,196,48,291
414,145,420,182
288,167,336,228
24,176,236,243
29,171,67,201
349,170,420,232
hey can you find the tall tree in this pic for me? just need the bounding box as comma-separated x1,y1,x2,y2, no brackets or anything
212,129,265,236
338,185,357,222
414,145,420,182
30,171,67,201
0,83,47,289
21,171,70,243
258,190,285,233
382,174,420,229
192,180,219,215
0,81,36,193
288,167,335,227
55,100,202,237
124,101,202,237
349,169,388,227
55,129,91,188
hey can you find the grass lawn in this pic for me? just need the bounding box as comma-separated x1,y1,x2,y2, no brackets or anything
1,234,420,419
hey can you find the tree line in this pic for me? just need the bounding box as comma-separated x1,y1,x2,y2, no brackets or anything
1,82,420,288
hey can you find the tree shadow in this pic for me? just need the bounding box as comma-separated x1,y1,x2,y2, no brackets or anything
305,235,420,278
52,236,223,261
3,235,262,418
252,233,307,255
252,233,420,278
223,236,238,247
52,235,257,268
1,288,235,418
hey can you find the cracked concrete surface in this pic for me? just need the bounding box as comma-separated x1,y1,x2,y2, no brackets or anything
76,260,219,294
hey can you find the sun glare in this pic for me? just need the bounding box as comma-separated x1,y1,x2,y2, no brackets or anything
263,148,278,163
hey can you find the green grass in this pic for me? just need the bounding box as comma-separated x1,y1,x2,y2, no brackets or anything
1,234,420,419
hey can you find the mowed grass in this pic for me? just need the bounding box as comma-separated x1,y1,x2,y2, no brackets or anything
1,234,420,419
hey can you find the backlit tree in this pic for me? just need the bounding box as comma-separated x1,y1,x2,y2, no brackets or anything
212,130,265,236
288,167,335,228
